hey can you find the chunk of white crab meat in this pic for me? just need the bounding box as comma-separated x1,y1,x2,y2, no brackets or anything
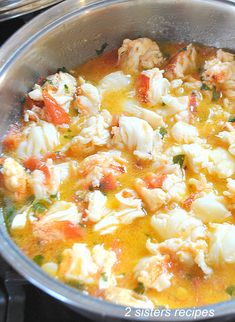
179,143,210,173
28,84,43,101
59,243,116,286
115,188,142,208
191,193,231,223
93,206,146,235
54,160,78,183
30,159,78,200
41,262,58,277
78,150,127,188
118,37,164,73
203,51,235,101
40,201,82,225
85,190,108,222
75,109,112,146
92,244,117,289
151,208,206,242
208,147,235,178
217,130,235,156
98,71,131,95
224,178,235,198
139,68,170,105
11,210,28,230
208,223,235,265
160,95,189,120
161,165,187,202
124,100,164,129
164,44,198,80
146,238,212,276
105,286,154,308
1,157,28,197
17,120,60,159
77,82,101,115
171,121,199,144
112,116,159,160
135,178,167,213
59,243,99,283
135,254,173,292
29,72,77,112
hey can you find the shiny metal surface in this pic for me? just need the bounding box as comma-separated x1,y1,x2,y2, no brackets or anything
0,0,63,21
0,0,235,320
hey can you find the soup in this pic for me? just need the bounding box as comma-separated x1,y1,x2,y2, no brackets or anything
1,38,235,309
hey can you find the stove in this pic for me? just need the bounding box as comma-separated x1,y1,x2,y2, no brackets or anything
0,8,91,322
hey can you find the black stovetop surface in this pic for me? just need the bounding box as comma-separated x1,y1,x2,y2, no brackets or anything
0,10,92,322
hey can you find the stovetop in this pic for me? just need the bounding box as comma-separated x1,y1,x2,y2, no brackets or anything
0,8,92,322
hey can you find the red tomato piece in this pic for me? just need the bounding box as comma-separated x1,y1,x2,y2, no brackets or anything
137,74,150,103
42,90,70,125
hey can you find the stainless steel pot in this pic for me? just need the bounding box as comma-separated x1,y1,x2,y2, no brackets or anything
0,1,235,321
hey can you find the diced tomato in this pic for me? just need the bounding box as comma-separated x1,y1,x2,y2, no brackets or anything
111,114,120,127
42,90,70,125
42,152,66,162
144,173,167,189
23,95,44,111
60,221,85,239
188,92,198,123
99,173,118,191
2,125,21,151
182,193,198,211
137,74,150,103
24,156,42,171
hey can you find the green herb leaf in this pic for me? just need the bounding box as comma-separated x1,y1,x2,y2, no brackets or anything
101,272,108,282
212,86,221,101
159,127,167,139
173,154,185,168
134,282,145,295
200,83,210,91
32,202,48,214
33,255,44,266
226,285,235,297
50,193,59,200
228,117,235,123
64,84,69,94
5,207,15,228
95,42,108,56
57,67,69,73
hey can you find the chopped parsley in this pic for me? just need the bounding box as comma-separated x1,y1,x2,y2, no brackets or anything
57,67,69,73
50,193,59,200
226,285,235,297
5,207,15,228
101,272,108,282
32,201,48,214
33,255,44,266
159,127,167,139
134,282,145,295
95,42,108,56
212,86,221,101
173,154,185,169
200,83,210,91
64,84,69,94
228,117,235,123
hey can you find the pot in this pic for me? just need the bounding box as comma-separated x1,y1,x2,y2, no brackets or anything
0,0,235,321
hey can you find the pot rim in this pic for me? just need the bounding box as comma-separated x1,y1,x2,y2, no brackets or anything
0,0,235,320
